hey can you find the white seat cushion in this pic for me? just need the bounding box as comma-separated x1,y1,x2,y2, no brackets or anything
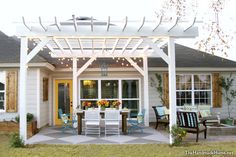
105,121,119,125
85,121,100,125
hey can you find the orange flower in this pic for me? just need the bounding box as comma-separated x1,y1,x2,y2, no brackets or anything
112,100,121,107
97,100,109,107
82,101,92,107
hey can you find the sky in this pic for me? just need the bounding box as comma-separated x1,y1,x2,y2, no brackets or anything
1,0,236,61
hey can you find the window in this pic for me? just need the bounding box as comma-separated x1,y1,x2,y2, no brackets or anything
176,74,211,106
0,72,5,112
101,80,119,107
79,79,140,115
80,80,98,108
122,80,139,117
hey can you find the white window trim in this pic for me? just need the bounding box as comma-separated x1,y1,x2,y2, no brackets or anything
176,73,212,107
0,71,6,112
78,77,141,110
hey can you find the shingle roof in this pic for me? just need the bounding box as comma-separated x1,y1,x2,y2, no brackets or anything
0,31,47,63
0,31,236,68
148,44,236,67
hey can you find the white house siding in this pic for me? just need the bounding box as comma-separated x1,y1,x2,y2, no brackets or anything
0,68,38,122
26,69,38,120
212,73,236,119
1,67,236,125
148,72,163,122
38,69,49,128
148,71,236,122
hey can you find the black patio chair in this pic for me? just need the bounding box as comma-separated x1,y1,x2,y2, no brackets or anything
152,106,169,129
177,111,207,142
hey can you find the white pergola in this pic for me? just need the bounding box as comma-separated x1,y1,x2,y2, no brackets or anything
16,16,198,144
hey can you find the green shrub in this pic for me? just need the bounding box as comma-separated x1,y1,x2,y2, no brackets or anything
15,113,34,123
9,133,25,148
170,125,187,146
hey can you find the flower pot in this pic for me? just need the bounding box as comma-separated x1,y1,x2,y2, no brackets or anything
224,118,234,126
101,106,105,111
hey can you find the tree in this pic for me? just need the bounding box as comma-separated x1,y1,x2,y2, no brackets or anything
219,74,236,119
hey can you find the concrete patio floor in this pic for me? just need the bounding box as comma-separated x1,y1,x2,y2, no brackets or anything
26,125,236,145
26,126,170,144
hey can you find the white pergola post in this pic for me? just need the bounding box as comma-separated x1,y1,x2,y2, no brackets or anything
143,56,149,126
73,58,78,111
19,37,28,141
168,37,177,144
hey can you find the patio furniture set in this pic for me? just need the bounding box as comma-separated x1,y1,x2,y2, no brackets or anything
59,108,145,136
152,105,220,142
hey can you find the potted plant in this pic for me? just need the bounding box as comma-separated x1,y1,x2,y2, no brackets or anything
170,125,187,146
97,100,109,110
112,100,121,109
219,74,236,126
82,101,92,110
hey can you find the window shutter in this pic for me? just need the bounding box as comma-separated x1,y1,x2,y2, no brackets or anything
212,73,222,108
163,73,169,108
6,71,18,112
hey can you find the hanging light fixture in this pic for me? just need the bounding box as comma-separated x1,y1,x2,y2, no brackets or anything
101,62,108,76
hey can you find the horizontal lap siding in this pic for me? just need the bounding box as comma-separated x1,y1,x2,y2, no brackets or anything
39,70,49,127
148,72,162,122
26,69,37,119
212,73,236,119
0,69,38,121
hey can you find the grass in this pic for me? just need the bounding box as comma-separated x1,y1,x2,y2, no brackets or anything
0,134,236,157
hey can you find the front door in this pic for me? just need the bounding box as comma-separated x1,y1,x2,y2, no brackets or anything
55,80,73,125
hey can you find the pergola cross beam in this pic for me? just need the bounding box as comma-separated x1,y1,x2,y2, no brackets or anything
76,56,97,77
26,38,50,63
125,57,144,76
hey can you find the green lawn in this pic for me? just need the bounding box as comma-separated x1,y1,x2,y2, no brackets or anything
0,134,235,157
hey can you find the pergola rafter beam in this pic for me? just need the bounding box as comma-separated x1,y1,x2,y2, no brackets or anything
184,17,196,32
107,16,110,31
72,15,78,32
64,38,73,54
39,17,47,32
91,16,94,32
137,17,145,32
77,38,84,54
153,16,163,32
53,38,64,53
121,38,132,54
111,38,119,54
129,39,143,54
168,17,179,32
122,16,128,32
102,38,107,53
22,17,31,31
141,38,158,53
54,17,61,31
